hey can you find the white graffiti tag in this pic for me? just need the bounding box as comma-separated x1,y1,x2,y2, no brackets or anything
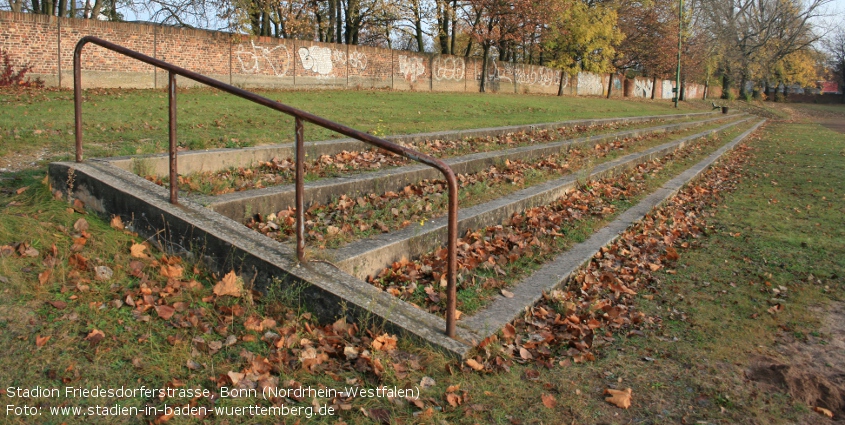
298,46,333,76
348,51,367,70
398,55,425,82
662,80,674,99
235,41,291,77
634,79,653,98
433,56,465,81
577,72,604,95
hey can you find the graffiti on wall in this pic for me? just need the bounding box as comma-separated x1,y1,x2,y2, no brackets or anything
433,56,465,81
511,64,558,87
662,80,674,99
235,41,291,77
485,61,511,83
331,49,368,71
634,79,653,98
398,55,425,82
298,46,334,76
577,73,604,95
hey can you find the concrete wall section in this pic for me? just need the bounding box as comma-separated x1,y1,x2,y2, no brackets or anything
2,11,702,100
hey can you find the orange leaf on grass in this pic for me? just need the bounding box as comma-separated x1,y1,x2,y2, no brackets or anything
130,243,148,258
38,270,51,285
35,335,51,348
213,271,243,297
541,393,556,409
604,388,632,409
465,359,484,371
155,305,176,320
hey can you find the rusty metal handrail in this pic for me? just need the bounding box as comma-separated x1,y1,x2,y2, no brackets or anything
73,36,460,338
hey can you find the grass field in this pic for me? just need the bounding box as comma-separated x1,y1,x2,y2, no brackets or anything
0,88,702,169
0,89,843,424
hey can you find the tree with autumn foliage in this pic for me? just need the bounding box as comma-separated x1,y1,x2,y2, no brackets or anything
614,0,679,79
543,0,622,79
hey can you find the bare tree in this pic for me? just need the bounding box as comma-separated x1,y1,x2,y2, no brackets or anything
823,27,845,102
699,0,831,98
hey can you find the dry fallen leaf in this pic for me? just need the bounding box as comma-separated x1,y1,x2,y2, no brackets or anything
159,265,183,279
38,270,51,285
73,218,89,232
130,243,148,258
155,305,176,320
85,329,106,347
213,271,243,297
35,335,51,348
541,393,556,409
372,334,397,352
813,406,833,418
466,358,484,371
501,289,514,298
110,215,125,230
604,388,632,409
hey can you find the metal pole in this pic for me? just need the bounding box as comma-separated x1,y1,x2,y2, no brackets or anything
444,177,458,338
168,71,178,205
73,43,83,162
295,117,305,262
674,0,683,108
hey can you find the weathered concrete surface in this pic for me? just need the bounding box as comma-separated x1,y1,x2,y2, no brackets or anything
47,116,764,358
106,111,720,178
460,119,767,338
330,117,754,280
48,160,477,357
207,114,739,221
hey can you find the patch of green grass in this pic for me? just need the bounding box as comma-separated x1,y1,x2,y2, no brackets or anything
1,97,842,425
0,88,706,165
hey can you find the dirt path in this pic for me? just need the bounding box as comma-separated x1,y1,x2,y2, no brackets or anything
746,302,845,422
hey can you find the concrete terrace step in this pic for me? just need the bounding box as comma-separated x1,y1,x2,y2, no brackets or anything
105,111,721,178
460,119,766,341
205,113,742,221
49,113,764,360
329,116,756,281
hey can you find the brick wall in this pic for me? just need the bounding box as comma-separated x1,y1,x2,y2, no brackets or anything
1,11,711,100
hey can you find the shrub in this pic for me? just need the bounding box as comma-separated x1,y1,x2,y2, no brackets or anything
0,48,44,88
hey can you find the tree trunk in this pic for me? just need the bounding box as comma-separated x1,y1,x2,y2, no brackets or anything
438,0,450,54
721,72,732,100
449,0,457,55
336,0,343,44
606,73,613,99
415,16,425,52
327,0,336,42
557,70,565,96
738,70,748,100
651,75,657,100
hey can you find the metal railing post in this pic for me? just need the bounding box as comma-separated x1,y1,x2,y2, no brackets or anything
73,43,83,162
445,177,458,338
168,71,178,205
295,117,305,262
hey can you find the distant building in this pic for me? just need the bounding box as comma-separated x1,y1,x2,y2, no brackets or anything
818,81,842,94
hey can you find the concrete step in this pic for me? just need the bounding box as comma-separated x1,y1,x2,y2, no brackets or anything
329,116,755,281
105,111,722,178
206,114,742,221
50,112,764,360
460,119,766,342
